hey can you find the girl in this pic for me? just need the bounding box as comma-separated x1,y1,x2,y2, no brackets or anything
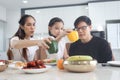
48,17,72,59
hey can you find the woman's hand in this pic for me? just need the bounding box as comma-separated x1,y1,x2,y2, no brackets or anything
37,38,52,49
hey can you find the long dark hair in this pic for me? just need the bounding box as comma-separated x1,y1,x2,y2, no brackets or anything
7,14,36,61
48,17,64,38
15,15,35,39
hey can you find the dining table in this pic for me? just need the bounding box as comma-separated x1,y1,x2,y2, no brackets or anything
0,64,120,80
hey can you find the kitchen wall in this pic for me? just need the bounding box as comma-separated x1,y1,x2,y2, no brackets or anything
112,49,120,61
88,1,120,30
5,9,21,48
25,5,88,34
0,7,20,59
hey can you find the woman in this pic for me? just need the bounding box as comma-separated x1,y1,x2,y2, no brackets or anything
7,14,51,62
48,17,72,59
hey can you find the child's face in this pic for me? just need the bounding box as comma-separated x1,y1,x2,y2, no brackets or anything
49,22,64,37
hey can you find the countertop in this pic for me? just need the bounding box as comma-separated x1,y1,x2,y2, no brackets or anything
0,64,120,80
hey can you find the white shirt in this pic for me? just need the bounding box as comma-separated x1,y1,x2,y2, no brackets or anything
57,36,70,59
10,37,39,61
47,36,70,59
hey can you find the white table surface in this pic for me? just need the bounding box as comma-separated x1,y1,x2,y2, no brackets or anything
0,64,120,80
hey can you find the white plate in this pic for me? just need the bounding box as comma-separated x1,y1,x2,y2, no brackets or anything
107,61,120,67
21,65,51,74
12,61,22,64
45,62,56,66
43,59,56,66
8,63,23,70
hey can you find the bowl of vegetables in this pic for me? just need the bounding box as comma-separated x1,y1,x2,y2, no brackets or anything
0,60,9,72
63,55,97,73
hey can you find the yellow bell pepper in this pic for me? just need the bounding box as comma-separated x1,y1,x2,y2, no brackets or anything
67,30,79,42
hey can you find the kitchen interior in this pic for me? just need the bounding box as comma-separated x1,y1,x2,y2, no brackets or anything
1,0,120,80
0,0,120,60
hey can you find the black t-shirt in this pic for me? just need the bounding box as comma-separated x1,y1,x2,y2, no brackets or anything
69,36,112,63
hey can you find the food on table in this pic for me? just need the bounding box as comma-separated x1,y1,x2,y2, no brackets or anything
47,40,58,54
0,60,9,65
0,60,9,72
15,61,26,67
23,60,46,69
66,55,93,61
43,59,56,63
0,60,5,62
57,59,64,70
63,55,97,72
0,61,5,65
8,61,25,69
7,60,13,63
0,60,6,64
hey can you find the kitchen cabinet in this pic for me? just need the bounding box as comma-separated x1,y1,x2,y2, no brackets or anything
106,20,120,49
0,21,4,51
0,6,6,21
88,1,120,30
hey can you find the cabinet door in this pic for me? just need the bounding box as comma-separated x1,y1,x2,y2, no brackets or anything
0,21,4,51
118,24,120,48
107,23,119,49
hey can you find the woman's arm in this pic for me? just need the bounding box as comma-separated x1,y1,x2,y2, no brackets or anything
11,38,51,49
11,40,41,49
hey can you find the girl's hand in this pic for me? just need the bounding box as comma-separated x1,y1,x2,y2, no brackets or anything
56,29,73,42
59,29,73,37
63,47,69,59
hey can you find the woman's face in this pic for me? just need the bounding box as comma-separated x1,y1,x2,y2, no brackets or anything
22,17,36,38
49,22,64,37
76,21,92,40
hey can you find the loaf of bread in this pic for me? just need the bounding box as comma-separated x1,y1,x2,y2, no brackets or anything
15,62,25,67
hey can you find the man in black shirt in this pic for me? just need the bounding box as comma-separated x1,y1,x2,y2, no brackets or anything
69,16,113,63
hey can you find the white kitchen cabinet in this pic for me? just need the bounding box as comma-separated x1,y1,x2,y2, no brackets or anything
118,24,120,48
0,21,4,51
88,1,120,30
106,21,120,49
0,51,7,60
0,6,6,21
